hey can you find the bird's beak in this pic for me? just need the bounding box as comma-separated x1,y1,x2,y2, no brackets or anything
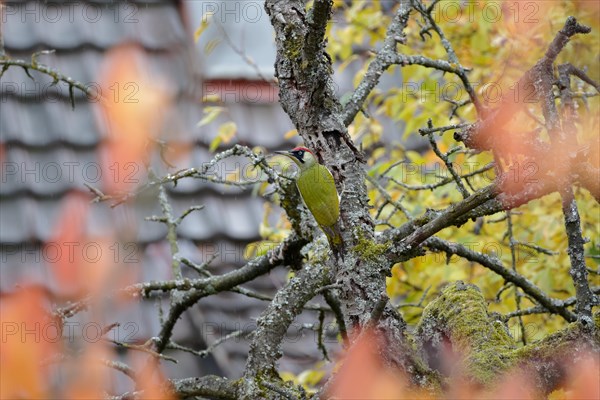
274,150,291,157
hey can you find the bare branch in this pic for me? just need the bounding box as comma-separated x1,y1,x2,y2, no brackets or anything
424,237,577,322
342,1,411,126
388,162,494,192
395,183,498,251
424,122,470,198
167,330,247,358
0,56,95,109
168,376,238,400
144,235,307,353
105,145,280,207
411,0,482,114
506,211,527,344
242,262,329,398
323,289,348,344
100,359,137,382
305,0,333,66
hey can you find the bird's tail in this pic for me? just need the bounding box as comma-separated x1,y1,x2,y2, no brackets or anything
323,222,344,262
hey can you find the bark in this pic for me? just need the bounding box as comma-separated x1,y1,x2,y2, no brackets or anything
261,0,426,381
416,282,600,393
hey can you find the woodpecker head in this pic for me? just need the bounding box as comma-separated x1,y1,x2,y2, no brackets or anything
275,146,316,171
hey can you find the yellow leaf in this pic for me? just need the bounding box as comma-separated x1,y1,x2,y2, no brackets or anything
284,129,298,139
209,122,236,152
193,12,213,43
197,106,224,127
204,38,221,55
208,136,222,152
218,121,237,143
202,93,220,103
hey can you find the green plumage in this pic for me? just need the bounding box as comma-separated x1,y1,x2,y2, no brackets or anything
296,163,339,229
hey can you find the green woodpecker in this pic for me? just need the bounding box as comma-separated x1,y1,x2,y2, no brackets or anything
275,147,342,250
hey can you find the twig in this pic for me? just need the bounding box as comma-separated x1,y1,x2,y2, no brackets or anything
150,235,307,353
167,330,247,358
504,286,600,320
425,237,577,322
317,310,330,361
101,359,138,382
177,253,218,276
342,1,411,126
106,145,280,207
213,19,274,83
506,211,527,344
0,56,95,109
397,286,431,309
243,263,329,387
418,122,469,136
366,174,411,219
231,285,330,312
396,183,498,250
411,0,482,114
515,241,559,256
107,339,177,363
323,288,348,344
424,121,470,198
389,162,494,191
156,184,183,279
53,297,90,319
0,3,5,59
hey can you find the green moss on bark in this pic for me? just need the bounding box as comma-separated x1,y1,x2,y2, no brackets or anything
352,231,391,263
416,281,517,385
415,282,600,393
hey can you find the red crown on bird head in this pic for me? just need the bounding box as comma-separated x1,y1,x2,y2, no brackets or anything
291,146,312,154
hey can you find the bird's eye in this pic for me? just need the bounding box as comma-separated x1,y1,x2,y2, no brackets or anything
298,150,304,157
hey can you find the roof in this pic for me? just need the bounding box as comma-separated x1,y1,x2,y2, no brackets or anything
186,0,277,80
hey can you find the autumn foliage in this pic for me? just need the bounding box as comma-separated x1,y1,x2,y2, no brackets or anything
1,0,599,399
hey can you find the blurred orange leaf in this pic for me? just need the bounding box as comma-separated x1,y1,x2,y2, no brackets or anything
47,192,89,296
62,343,113,400
96,44,172,193
0,287,58,399
326,329,411,399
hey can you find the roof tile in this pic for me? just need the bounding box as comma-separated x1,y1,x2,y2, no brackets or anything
0,197,31,243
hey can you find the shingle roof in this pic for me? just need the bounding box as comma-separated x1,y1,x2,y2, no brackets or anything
188,0,277,80
1,0,335,382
